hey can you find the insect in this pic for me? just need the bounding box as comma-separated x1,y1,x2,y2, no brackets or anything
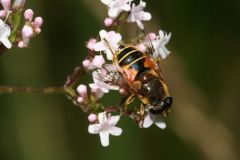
92,34,173,120
113,45,173,118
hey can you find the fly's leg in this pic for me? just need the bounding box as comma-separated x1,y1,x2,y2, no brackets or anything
121,93,136,112
140,104,145,120
138,104,145,127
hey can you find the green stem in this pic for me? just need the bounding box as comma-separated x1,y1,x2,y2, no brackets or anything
0,86,65,94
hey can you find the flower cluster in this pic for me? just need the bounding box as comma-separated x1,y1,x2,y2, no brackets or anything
18,9,43,48
0,0,43,53
65,0,172,147
102,0,151,29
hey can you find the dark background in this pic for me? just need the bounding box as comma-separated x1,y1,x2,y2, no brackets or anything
0,0,240,160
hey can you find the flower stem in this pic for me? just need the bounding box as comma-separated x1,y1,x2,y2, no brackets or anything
0,85,65,94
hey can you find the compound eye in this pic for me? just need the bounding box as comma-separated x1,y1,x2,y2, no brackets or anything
149,97,173,115
162,97,173,109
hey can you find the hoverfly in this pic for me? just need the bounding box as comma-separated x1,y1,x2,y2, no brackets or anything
115,44,172,115
94,36,173,120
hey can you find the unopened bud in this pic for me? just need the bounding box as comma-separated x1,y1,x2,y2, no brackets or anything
104,18,113,27
77,84,88,98
0,10,6,18
33,17,43,28
77,97,84,104
1,0,11,11
88,114,97,122
82,59,91,69
34,28,41,34
12,0,26,10
24,9,34,21
22,25,33,39
18,41,25,48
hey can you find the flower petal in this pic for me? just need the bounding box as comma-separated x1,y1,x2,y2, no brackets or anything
0,22,11,49
99,131,110,147
101,0,111,5
142,114,154,128
159,30,164,39
155,121,166,129
98,112,107,124
93,41,106,52
142,12,151,21
108,8,119,18
159,47,170,59
105,49,114,60
88,124,100,134
91,55,105,68
136,20,144,30
120,4,131,11
0,36,12,49
99,30,108,40
109,126,122,136
108,115,120,126
165,32,171,44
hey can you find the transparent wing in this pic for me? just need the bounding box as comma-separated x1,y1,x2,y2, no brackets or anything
135,29,165,80
91,64,129,92
136,29,156,58
137,29,171,61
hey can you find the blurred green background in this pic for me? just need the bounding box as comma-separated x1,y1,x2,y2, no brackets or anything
1,0,240,160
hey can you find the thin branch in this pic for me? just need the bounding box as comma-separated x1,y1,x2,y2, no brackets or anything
0,86,65,94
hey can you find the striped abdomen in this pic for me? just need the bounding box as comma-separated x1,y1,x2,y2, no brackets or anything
117,46,148,77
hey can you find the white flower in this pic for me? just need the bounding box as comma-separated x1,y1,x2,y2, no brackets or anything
101,0,132,18
88,112,122,147
83,55,106,71
94,30,122,60
90,55,105,69
0,19,11,49
140,111,166,129
92,64,120,93
151,30,171,59
127,0,151,29
89,83,105,99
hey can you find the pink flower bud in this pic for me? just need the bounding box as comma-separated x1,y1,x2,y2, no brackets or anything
1,0,11,11
77,97,84,104
18,41,25,48
77,84,87,97
12,0,26,9
88,114,97,122
0,10,6,18
22,25,33,39
82,59,91,69
24,9,34,21
34,28,41,34
86,38,96,51
104,18,113,27
33,17,43,28
147,32,157,40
